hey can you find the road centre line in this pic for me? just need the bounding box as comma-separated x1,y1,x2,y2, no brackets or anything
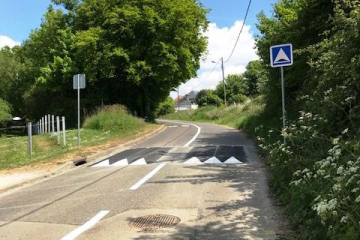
60,210,109,240
129,163,166,190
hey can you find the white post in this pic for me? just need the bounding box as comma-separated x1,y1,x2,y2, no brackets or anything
42,117,45,134
27,122,32,156
45,116,47,133
52,115,55,133
48,114,51,133
62,116,66,146
39,119,42,134
56,116,60,144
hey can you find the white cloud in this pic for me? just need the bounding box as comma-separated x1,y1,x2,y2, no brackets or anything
0,35,20,49
171,20,258,98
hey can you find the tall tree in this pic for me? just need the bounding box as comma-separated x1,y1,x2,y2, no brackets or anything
69,0,209,119
243,60,266,96
216,74,248,104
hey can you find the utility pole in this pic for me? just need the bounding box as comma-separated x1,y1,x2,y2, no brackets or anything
221,57,226,105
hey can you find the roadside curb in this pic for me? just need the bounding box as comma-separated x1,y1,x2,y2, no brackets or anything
0,124,166,196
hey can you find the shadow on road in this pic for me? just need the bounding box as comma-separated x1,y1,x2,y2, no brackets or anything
133,164,283,239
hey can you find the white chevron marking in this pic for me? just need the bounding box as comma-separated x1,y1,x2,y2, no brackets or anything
112,158,128,166
91,159,110,167
204,157,222,164
130,158,147,165
224,157,243,164
184,157,203,164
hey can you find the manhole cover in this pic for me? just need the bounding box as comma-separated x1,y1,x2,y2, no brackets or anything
128,214,181,231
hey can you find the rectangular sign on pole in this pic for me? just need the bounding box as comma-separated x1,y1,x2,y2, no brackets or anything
270,43,293,144
73,74,86,89
270,43,293,68
73,74,86,146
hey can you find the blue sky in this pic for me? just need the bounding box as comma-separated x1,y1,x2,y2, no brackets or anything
0,0,276,97
0,0,275,43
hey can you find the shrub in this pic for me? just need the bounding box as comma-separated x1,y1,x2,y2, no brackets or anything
83,104,145,132
0,99,12,127
156,97,175,117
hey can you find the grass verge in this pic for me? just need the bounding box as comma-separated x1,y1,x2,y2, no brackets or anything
0,105,154,171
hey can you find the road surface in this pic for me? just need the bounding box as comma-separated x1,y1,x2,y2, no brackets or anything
0,120,282,240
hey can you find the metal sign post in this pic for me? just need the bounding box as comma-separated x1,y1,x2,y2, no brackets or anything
73,74,86,146
270,43,293,144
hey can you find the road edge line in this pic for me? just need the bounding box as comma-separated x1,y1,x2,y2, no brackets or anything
60,210,109,240
157,119,201,147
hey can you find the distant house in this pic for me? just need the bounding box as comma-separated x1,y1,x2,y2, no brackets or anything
175,91,199,111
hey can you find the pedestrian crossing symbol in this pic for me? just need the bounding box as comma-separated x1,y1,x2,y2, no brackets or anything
270,44,293,67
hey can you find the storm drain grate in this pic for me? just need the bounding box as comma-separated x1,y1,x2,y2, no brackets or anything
128,214,181,231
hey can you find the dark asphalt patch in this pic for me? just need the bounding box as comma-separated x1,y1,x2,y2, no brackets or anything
215,146,247,162
184,146,217,162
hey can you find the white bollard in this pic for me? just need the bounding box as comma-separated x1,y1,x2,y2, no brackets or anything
42,117,45,134
62,116,66,146
48,114,51,133
52,115,55,133
44,116,47,133
56,116,60,144
27,122,32,156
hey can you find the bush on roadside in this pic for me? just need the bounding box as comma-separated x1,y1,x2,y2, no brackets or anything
83,104,145,132
0,99,12,127
156,97,175,117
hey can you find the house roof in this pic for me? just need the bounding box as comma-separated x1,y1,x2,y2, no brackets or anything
186,91,199,100
174,96,184,104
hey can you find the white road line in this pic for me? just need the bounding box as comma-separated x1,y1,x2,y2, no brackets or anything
157,119,201,147
129,163,166,190
60,210,109,240
183,123,201,147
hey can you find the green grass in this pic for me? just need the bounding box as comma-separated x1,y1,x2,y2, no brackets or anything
0,105,148,170
162,98,277,136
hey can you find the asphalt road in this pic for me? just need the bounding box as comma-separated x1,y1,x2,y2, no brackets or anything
0,120,281,240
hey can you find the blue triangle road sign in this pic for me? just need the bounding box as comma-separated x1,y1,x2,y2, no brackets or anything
270,44,293,67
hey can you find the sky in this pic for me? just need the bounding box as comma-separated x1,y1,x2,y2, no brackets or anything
0,0,276,98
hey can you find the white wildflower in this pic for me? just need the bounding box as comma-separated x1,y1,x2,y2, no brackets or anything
340,216,348,223
342,128,349,134
337,166,344,175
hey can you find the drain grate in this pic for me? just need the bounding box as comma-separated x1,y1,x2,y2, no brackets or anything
128,214,181,231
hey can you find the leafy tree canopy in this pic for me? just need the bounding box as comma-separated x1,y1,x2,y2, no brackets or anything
196,89,222,107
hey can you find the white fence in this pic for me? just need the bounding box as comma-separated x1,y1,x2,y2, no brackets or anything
27,114,66,156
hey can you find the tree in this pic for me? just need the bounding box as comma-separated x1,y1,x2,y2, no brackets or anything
68,0,209,120
0,46,25,116
243,60,266,96
215,74,247,104
155,97,175,116
0,99,12,127
196,89,222,107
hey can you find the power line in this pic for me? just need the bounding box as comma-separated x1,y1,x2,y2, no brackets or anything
189,60,220,92
224,0,252,64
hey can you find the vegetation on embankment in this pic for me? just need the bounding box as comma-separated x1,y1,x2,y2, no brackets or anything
162,98,268,134
0,105,151,171
166,0,360,238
